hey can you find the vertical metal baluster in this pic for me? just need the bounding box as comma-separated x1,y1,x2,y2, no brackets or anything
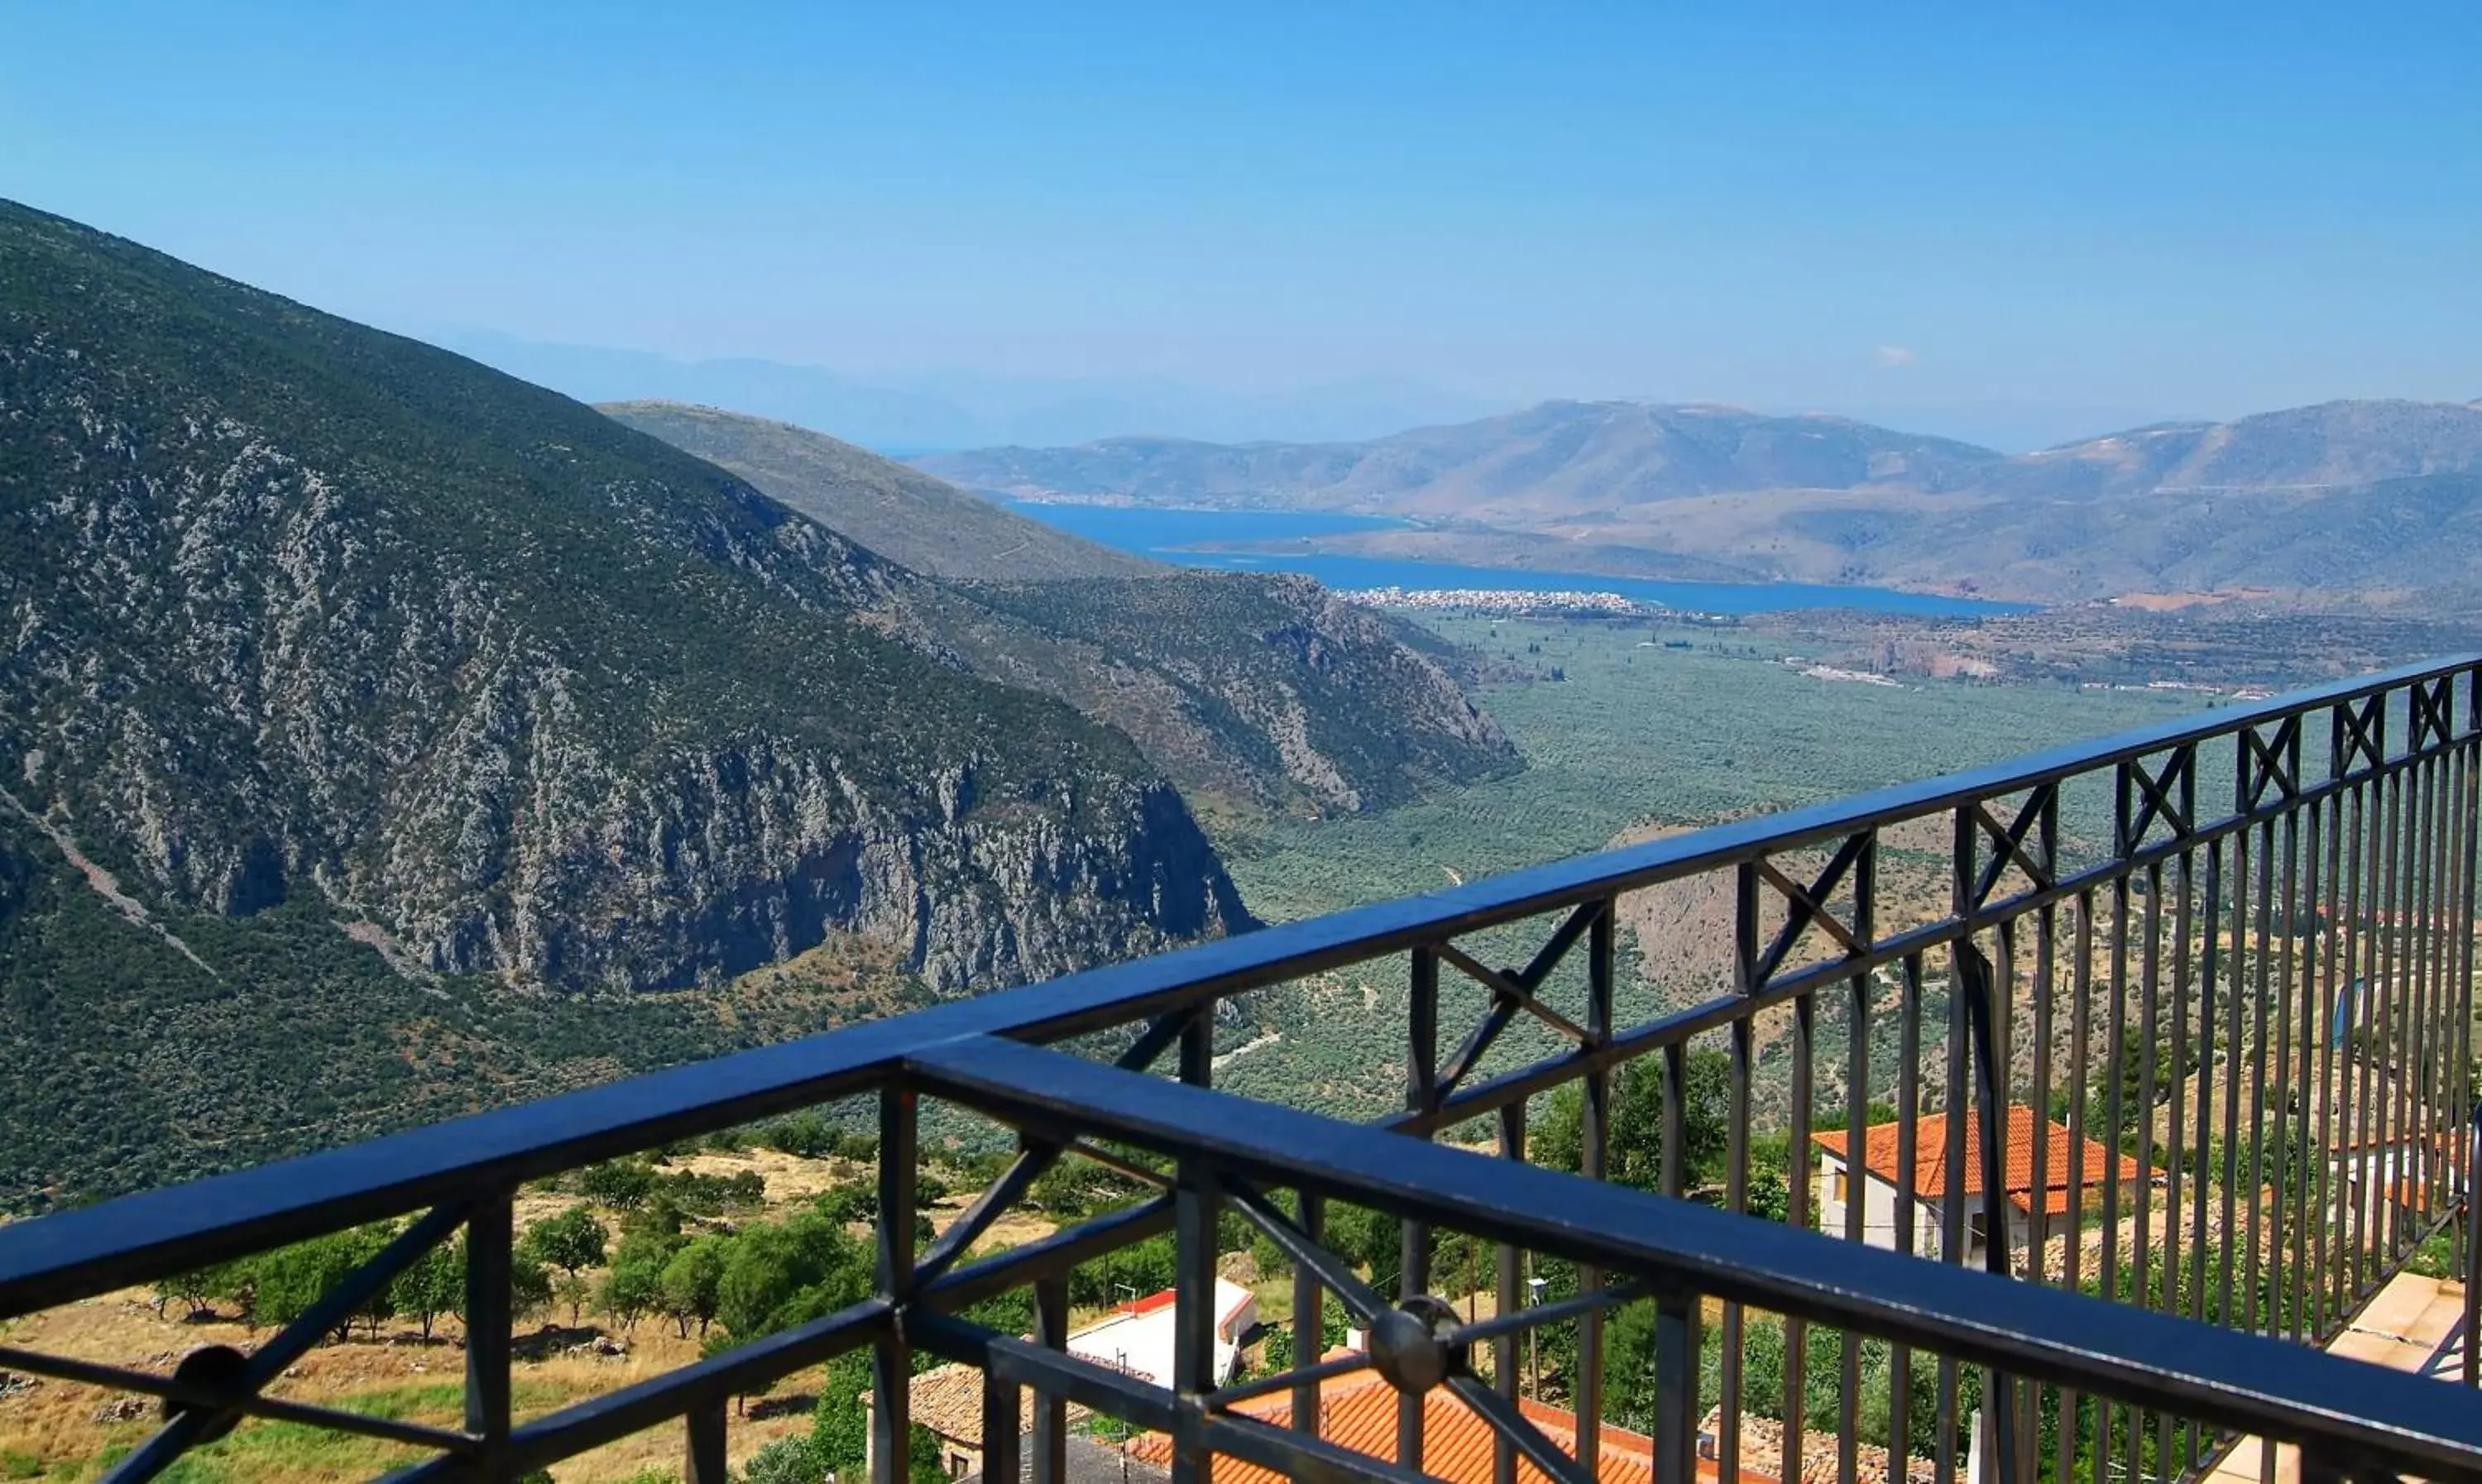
2009,909,2044,1484
2096,821,2132,1482
2413,689,2443,1233
1579,901,1616,1477
1173,1157,1221,1484
2243,744,2277,1342
1653,1290,1701,1484
466,1190,514,1482
1935,815,1972,1484
1401,945,1438,1474
2218,827,2245,1334
2173,827,2206,1475
2315,773,2344,1338
1721,860,1759,1484
2374,729,2406,1272
2432,716,2456,1229
1497,1102,1526,1484
2234,834,2254,1340
2345,754,2374,1307
1292,1190,1325,1439
1784,920,1815,1484
2463,675,2482,1386
2165,834,2192,1330
2406,720,2435,1260
1839,832,1877,1484
2274,735,2305,1346
1890,952,1924,1484
1035,1276,1069,1484
1176,1008,1219,1482
2025,786,2059,1338
2422,716,2453,1235
2175,743,2204,1469
983,1365,1023,1484
2057,890,2094,1484
2132,852,2164,1484
2401,731,2434,1261
874,1085,918,1484
686,1400,728,1484
1961,944,2018,1484
2024,908,2051,1284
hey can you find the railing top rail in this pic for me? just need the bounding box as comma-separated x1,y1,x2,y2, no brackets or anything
910,1035,2482,1481
2,651,2475,1319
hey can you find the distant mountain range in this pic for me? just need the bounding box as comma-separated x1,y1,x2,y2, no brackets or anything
437,330,1504,448
918,399,2482,606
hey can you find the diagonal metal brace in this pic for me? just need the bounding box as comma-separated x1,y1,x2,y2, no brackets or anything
921,1008,1204,1285
1435,943,1591,1046
1754,835,1871,984
1971,786,2056,908
1449,1373,1595,1484
1224,1179,1393,1324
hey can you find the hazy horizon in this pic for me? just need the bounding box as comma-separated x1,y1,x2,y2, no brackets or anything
8,3,2478,448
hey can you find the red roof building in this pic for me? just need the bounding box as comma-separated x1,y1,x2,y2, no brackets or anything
1812,1106,2154,1267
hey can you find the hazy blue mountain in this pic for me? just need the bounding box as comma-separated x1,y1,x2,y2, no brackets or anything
918,397,2482,606
434,329,1502,449
919,401,2010,515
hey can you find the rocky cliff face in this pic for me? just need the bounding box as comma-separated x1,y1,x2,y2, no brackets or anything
904,572,1516,821
0,199,1248,996
602,401,1522,821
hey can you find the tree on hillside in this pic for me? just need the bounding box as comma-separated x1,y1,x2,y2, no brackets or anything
253,1225,396,1343
601,1227,684,1331
714,1213,868,1340
579,1158,657,1210
392,1241,466,1342
520,1205,609,1283
659,1237,728,1338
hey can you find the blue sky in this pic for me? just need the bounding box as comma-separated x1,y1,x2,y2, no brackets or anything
6,2,2480,435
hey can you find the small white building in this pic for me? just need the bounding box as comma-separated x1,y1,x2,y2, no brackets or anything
1066,1276,1258,1391
2331,1128,2465,1227
1814,1106,2154,1268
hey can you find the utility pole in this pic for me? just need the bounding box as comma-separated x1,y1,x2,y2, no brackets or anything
1526,1273,1547,1399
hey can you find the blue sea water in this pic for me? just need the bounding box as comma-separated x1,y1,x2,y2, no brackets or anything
1009,501,2031,618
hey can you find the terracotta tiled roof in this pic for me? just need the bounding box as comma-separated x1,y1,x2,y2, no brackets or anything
1125,1355,1745,1484
1813,1107,2152,1218
894,1361,1092,1448
1699,1407,1956,1484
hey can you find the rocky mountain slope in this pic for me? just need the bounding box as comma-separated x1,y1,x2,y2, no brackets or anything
606,401,1518,821
919,399,2482,606
598,399,1160,580
1,199,1260,1002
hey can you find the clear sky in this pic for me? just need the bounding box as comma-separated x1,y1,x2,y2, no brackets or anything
6,2,2479,428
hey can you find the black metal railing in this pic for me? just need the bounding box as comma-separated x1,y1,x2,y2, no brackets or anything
4,656,2482,1484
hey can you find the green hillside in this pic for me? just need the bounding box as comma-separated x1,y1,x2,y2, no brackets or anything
599,399,1161,580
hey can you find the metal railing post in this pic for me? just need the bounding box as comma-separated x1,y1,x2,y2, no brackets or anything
874,1085,918,1484
467,1190,515,1482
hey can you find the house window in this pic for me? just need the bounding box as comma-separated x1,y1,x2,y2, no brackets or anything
1831,1170,1848,1204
